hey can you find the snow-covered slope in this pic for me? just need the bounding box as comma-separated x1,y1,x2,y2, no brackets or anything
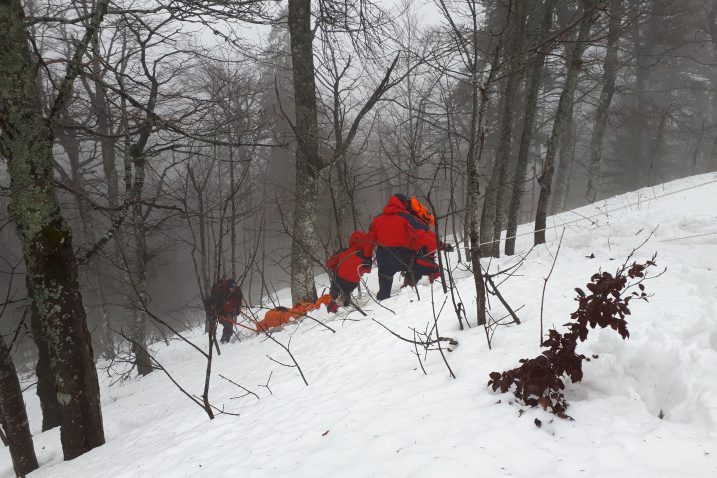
4,174,717,478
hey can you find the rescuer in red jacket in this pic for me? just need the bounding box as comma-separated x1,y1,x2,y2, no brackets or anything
326,230,372,307
365,194,431,300
404,224,454,286
204,278,244,344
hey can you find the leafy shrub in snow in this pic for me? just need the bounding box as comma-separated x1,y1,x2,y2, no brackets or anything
488,257,657,418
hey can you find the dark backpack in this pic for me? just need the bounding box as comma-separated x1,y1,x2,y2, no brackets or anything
205,277,236,310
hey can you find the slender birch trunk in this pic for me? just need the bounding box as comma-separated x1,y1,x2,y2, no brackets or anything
535,1,600,245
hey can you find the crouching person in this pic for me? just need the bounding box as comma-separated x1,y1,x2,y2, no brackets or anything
402,196,453,287
327,231,372,309
407,242,454,286
406,229,454,287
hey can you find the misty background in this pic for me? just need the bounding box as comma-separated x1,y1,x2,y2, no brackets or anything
2,0,715,369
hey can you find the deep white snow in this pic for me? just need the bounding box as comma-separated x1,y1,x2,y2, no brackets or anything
3,173,717,477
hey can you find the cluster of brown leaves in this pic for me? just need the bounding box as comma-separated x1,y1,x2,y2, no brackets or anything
488,259,656,418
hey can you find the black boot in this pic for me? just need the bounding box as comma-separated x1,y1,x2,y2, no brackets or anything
220,323,232,344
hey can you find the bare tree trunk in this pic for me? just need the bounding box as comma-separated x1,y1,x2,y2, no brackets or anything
467,77,489,326
628,8,658,187
478,3,511,257
288,0,321,304
190,167,211,295
334,158,354,245
692,117,706,174
466,80,488,325
86,34,119,359
551,108,575,213
230,142,238,278
488,1,527,257
647,109,668,186
465,27,502,326
709,2,717,173
26,278,61,431
0,337,39,477
131,188,152,376
535,1,600,245
463,190,472,259
505,0,554,256
122,69,157,376
56,124,114,358
91,35,119,208
562,132,577,210
586,0,622,202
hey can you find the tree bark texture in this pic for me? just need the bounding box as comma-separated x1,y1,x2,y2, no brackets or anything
465,33,502,326
551,105,575,213
26,278,62,431
534,1,600,245
505,0,554,256
0,337,39,477
479,2,513,257
586,0,622,202
131,191,152,376
0,423,7,447
467,78,489,326
0,0,106,460
466,81,488,325
486,1,527,258
627,8,658,188
90,34,120,208
288,0,321,304
88,35,118,359
128,131,152,376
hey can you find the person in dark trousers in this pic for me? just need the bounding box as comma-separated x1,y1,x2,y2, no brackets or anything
405,228,454,287
364,194,432,300
402,197,454,286
326,231,372,309
204,278,244,344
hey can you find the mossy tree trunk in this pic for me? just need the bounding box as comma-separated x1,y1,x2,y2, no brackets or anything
0,0,107,460
26,278,62,431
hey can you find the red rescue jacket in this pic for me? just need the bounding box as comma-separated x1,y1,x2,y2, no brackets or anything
365,196,430,257
220,291,243,316
327,231,372,283
415,229,439,254
205,280,243,319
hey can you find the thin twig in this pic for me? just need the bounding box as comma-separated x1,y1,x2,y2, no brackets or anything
219,374,260,401
540,229,565,345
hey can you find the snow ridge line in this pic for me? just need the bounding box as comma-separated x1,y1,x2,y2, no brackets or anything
474,176,717,249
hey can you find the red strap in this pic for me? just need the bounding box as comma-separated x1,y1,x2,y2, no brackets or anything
219,313,257,332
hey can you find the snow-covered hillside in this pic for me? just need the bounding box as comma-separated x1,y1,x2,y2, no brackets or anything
3,174,717,478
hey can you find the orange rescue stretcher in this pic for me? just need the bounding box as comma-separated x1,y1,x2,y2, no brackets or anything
255,294,334,332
